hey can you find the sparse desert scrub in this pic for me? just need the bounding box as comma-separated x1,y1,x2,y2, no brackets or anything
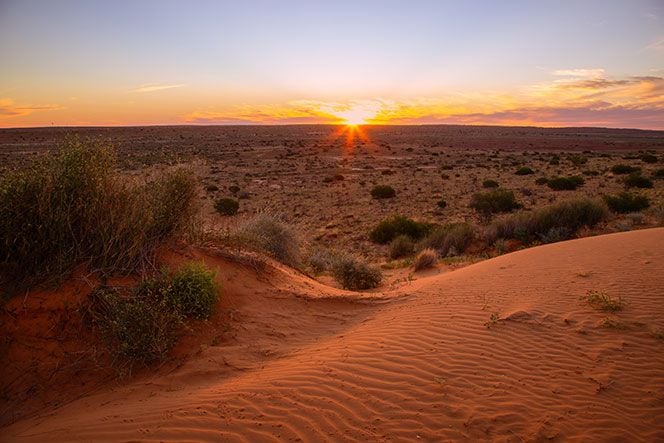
370,185,396,199
89,261,218,368
436,199,447,209
389,235,415,259
485,197,609,244
653,168,664,179
546,176,584,191
412,248,437,271
214,197,239,216
610,164,640,175
482,179,499,188
515,167,534,175
583,290,624,312
331,254,382,290
470,188,521,220
370,215,432,244
640,154,658,164
535,177,549,185
603,192,650,214
624,173,653,189
304,247,337,274
418,222,474,257
228,213,301,267
0,138,198,286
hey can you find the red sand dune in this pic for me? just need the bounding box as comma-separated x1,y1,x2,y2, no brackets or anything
2,229,664,442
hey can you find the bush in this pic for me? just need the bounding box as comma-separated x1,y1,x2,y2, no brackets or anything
549,156,560,165
305,248,336,274
483,179,499,188
603,192,650,213
470,189,521,219
653,168,664,179
569,155,588,166
641,154,658,164
214,197,239,216
486,197,608,244
436,199,447,209
389,235,415,259
413,249,438,271
331,255,382,290
547,176,584,191
90,261,218,367
535,177,549,185
611,164,640,175
0,138,198,285
370,185,396,199
624,173,653,189
419,222,474,257
515,167,534,175
369,215,432,244
230,213,300,267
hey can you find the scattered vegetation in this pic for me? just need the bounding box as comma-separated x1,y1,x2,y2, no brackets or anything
370,185,396,199
610,164,640,175
624,173,653,189
482,179,499,188
470,189,521,219
214,197,239,216
515,167,534,175
418,222,474,257
331,254,382,290
486,197,609,244
603,192,650,214
412,248,438,271
640,154,658,164
546,176,584,191
389,235,415,259
370,215,432,244
0,138,198,286
583,290,624,312
535,177,549,185
436,199,448,209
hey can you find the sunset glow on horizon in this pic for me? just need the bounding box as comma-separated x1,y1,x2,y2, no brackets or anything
1,0,663,130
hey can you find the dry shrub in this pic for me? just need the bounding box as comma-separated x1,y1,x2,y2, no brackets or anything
0,138,198,287
389,235,415,259
413,248,438,271
331,254,382,290
228,213,300,267
418,222,474,257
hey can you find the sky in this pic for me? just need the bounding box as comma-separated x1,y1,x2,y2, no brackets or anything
1,0,663,129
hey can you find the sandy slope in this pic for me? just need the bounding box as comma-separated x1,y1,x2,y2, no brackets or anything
3,229,664,442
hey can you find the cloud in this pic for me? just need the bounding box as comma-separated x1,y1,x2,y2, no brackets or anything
0,98,64,117
553,68,605,78
132,83,185,93
644,37,664,52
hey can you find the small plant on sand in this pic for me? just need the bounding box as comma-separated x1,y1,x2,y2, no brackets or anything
547,176,584,191
370,185,396,199
485,312,500,329
470,189,521,220
515,167,534,175
331,254,382,290
214,197,239,216
482,179,499,188
610,164,640,175
412,248,437,271
229,213,300,267
154,262,219,319
583,290,624,313
624,173,653,189
370,215,432,244
305,247,337,275
389,235,415,259
436,199,447,209
602,192,650,214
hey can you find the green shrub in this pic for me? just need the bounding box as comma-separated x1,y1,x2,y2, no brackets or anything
547,176,584,191
486,197,608,244
535,177,549,185
413,248,437,271
569,155,588,166
159,262,218,319
331,255,382,290
229,185,240,194
515,167,534,175
549,156,560,165
214,197,239,216
603,192,650,214
624,173,653,189
641,154,658,164
389,235,415,259
419,222,474,257
369,215,432,244
483,179,499,188
0,138,197,285
230,213,300,267
470,189,521,219
653,168,664,179
436,199,447,209
370,185,396,199
611,164,640,175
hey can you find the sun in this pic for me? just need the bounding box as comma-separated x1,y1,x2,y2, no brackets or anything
334,106,377,126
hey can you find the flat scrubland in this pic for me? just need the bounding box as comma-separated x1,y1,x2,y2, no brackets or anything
1,125,663,441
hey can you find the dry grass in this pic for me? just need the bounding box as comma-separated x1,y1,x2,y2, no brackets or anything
583,290,625,312
412,248,438,271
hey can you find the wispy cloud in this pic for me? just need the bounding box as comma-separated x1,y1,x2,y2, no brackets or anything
553,68,605,78
643,37,664,52
0,98,64,117
132,83,186,93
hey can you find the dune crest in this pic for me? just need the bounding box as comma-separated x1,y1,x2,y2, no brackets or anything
3,229,664,442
